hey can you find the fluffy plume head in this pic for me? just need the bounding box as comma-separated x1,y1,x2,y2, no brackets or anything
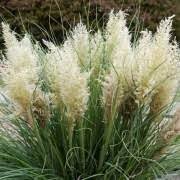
1,23,18,48
69,22,90,67
106,10,133,90
2,23,39,90
1,23,46,126
134,16,179,112
59,64,89,120
102,10,134,117
45,41,89,121
6,72,33,109
106,10,131,62
44,42,62,104
2,24,38,75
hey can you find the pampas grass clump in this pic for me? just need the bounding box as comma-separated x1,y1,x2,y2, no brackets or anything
0,11,179,179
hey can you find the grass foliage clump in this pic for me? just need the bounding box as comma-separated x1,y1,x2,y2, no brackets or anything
0,11,179,179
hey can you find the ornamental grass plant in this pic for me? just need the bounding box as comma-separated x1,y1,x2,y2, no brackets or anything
0,10,179,179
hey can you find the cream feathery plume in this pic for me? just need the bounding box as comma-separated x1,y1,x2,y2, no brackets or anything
149,16,179,112
6,72,33,109
134,16,179,110
69,22,90,67
107,11,133,89
106,11,132,65
134,30,156,105
2,23,39,75
43,41,62,104
2,23,39,95
1,23,18,48
45,41,89,121
58,47,89,120
1,23,47,126
102,11,132,116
